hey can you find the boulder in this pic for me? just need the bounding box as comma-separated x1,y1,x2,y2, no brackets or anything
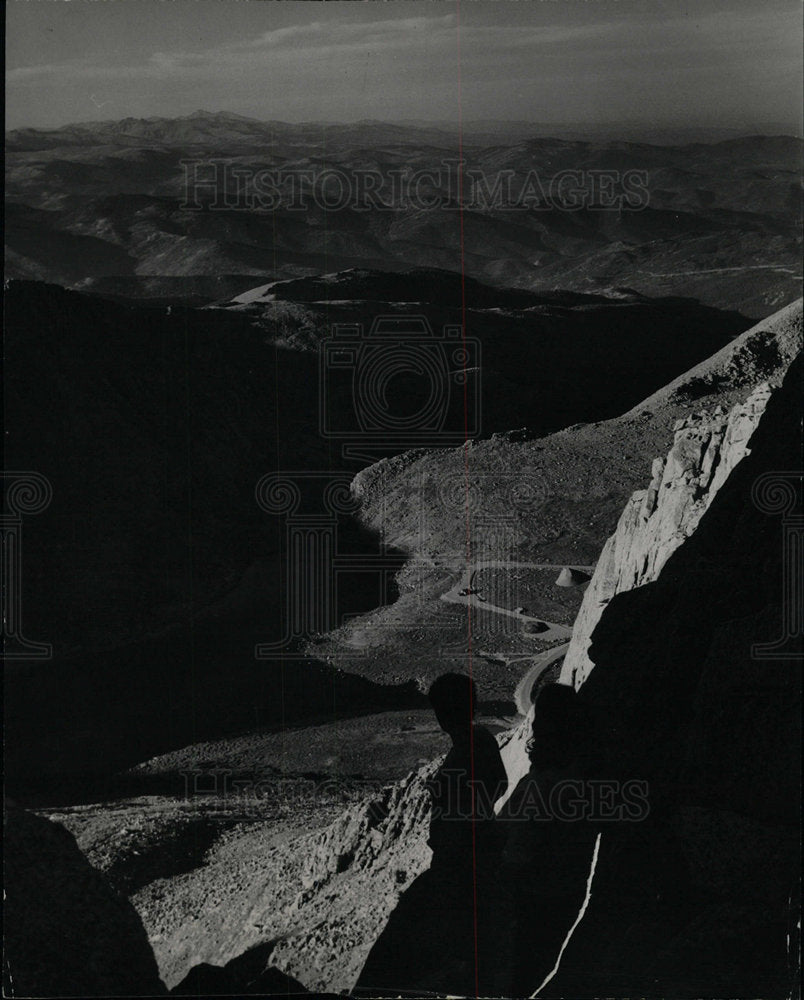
555,566,591,588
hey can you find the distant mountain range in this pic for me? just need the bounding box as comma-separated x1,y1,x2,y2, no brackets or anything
6,112,802,316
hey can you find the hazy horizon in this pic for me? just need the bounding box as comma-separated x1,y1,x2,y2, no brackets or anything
6,106,803,140
6,0,803,133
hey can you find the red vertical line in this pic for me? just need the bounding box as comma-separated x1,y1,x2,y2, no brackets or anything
295,530,303,634
268,125,287,750
183,320,197,742
320,121,338,733
455,2,480,996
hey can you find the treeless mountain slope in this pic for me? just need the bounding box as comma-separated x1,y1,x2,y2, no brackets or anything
631,295,803,409
56,350,800,999
5,278,747,786
320,298,801,694
6,116,801,314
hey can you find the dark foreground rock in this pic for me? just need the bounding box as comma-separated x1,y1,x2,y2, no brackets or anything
3,802,166,997
171,941,332,996
543,352,802,998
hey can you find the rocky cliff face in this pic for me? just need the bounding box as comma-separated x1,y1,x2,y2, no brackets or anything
546,353,801,997
134,761,438,992
560,381,773,689
18,297,797,996
268,763,436,993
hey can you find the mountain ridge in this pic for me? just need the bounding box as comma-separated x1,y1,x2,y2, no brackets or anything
6,120,801,315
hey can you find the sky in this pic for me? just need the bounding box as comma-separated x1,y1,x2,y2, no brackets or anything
5,0,803,132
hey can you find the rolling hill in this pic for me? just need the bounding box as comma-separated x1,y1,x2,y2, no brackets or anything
6,113,801,316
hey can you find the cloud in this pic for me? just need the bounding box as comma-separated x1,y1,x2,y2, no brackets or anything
6,3,800,129
233,13,457,51
7,11,463,87
8,6,795,89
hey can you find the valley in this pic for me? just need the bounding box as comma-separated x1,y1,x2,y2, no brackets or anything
8,277,800,990
5,115,801,317
4,271,753,792
4,0,803,981
4,106,802,999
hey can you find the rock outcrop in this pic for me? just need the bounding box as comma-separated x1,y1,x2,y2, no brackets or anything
555,566,590,587
544,353,802,997
632,296,802,411
4,803,167,997
134,761,438,992
560,381,773,689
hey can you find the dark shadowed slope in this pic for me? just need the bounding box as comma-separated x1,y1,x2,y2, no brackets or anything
4,802,167,996
542,354,802,999
0,278,762,789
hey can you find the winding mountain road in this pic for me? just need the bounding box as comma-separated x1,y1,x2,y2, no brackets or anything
512,643,572,715
439,560,594,713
